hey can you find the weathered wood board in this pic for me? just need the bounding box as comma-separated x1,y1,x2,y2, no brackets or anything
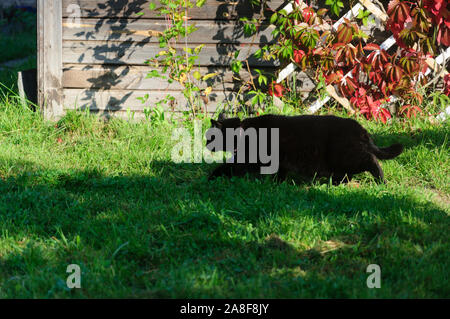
38,0,64,119
63,64,316,91
62,0,286,19
63,18,276,44
63,88,237,113
62,41,279,67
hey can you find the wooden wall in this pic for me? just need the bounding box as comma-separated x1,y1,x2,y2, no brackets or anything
40,0,313,119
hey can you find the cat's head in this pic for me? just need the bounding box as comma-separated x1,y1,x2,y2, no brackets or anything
205,113,241,152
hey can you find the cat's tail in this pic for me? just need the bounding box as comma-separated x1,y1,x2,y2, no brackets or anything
369,140,404,160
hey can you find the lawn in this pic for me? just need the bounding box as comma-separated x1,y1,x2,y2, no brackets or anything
0,91,448,298
0,8,36,64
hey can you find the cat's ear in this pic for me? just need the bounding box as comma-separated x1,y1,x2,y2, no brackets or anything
218,112,227,121
210,119,222,128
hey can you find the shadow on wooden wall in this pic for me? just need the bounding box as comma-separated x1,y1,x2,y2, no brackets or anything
61,0,284,118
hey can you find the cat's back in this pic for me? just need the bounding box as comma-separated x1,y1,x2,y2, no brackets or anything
242,114,363,133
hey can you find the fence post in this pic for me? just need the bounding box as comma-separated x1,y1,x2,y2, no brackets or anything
37,0,63,120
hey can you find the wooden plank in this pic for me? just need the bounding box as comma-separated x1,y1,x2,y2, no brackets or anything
62,18,276,44
65,64,253,90
425,47,450,76
62,0,286,20
66,109,213,121
62,64,315,92
17,71,27,109
63,88,238,113
17,68,37,110
38,0,64,120
62,65,246,91
62,41,279,67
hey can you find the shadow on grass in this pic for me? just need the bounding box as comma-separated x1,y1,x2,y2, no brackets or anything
0,159,448,298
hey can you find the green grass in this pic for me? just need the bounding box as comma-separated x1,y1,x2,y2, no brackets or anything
0,57,35,91
0,93,448,298
0,33,35,64
0,9,36,64
0,5,447,299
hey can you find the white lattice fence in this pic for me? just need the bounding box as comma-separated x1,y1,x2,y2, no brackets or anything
272,0,449,113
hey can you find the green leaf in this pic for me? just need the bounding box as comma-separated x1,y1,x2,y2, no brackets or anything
270,12,278,25
147,70,161,78
194,44,204,54
243,22,257,37
258,75,267,86
196,0,206,7
326,0,344,16
231,60,243,74
193,71,202,80
203,73,218,81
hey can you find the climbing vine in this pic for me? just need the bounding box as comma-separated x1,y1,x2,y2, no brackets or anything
145,0,450,122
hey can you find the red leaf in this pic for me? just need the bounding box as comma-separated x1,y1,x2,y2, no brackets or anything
400,104,422,118
268,81,284,97
293,49,306,64
423,0,446,25
343,76,358,94
386,0,412,48
377,108,392,124
385,63,403,83
380,80,389,97
345,46,357,65
363,43,380,51
387,0,411,26
335,47,345,64
302,7,314,24
379,50,390,64
337,23,354,44
444,74,450,96
438,24,450,47
325,71,343,84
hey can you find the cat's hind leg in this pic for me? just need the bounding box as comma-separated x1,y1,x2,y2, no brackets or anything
274,166,288,183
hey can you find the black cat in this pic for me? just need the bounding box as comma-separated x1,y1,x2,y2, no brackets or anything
205,113,404,184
